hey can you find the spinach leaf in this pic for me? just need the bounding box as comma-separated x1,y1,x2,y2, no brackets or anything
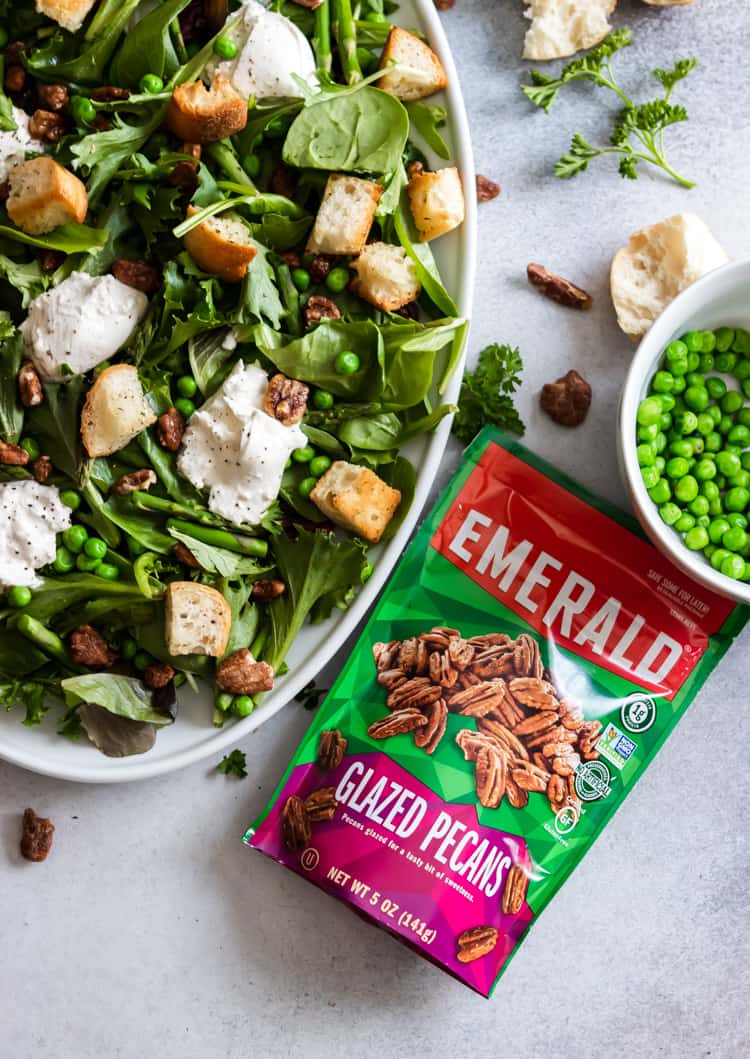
62,673,173,726
250,213,312,252
0,323,23,443
338,412,401,451
0,221,107,254
301,424,347,457
27,0,143,84
380,317,465,408
379,455,417,543
283,87,409,174
406,102,450,160
259,320,384,398
26,377,84,483
0,631,48,678
188,329,237,396
393,205,458,317
78,703,157,757
97,494,175,555
398,402,455,442
109,0,192,87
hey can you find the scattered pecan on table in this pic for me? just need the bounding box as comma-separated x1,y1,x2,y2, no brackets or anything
540,369,592,427
527,263,592,311
476,174,501,201
20,808,55,863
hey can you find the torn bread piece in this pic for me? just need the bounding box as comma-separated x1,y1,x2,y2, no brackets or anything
165,582,232,657
310,461,401,544
183,205,257,283
611,213,729,339
306,174,383,256
407,166,465,242
523,0,616,61
349,242,420,312
378,26,448,101
35,0,97,32
166,77,247,143
80,365,157,458
7,157,87,235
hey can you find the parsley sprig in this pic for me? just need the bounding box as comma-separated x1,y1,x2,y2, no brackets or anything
217,749,248,779
452,343,525,444
522,30,698,188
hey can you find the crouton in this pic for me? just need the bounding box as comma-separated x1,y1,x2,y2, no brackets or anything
35,0,97,33
166,77,248,144
407,166,465,242
310,461,401,544
610,214,728,340
80,365,157,458
306,174,383,256
522,0,616,61
378,26,448,101
349,242,420,312
165,582,232,657
7,157,87,236
183,205,257,283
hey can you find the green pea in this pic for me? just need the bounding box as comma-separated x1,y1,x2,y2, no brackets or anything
684,526,709,551
655,456,666,473
715,351,738,373
728,470,750,490
715,327,735,352
140,73,164,94
176,375,197,398
708,405,722,425
642,466,660,489
52,546,75,574
121,638,138,660
735,361,750,382
674,410,698,435
718,415,734,435
733,329,750,354
721,554,746,580
695,413,714,436
96,563,119,580
709,517,731,544
8,585,32,608
686,352,700,372
716,451,741,477
638,423,659,443
698,353,715,373
728,424,750,447
674,513,695,533
696,515,711,529
637,396,663,426
84,537,107,560
674,475,698,503
243,154,261,179
685,372,703,389
742,379,750,400
298,476,317,499
133,651,152,671
720,390,743,414
704,544,716,559
668,439,693,459
335,351,360,375
723,527,748,552
705,376,726,400
716,475,727,489
726,513,748,529
688,496,709,518
215,692,234,713
76,553,101,572
20,437,40,460
700,330,717,353
63,524,88,552
741,452,750,471
325,267,350,294
309,455,331,477
654,432,667,454
671,375,686,394
711,547,730,571
693,458,717,482
681,332,702,353
660,412,672,431
233,695,254,717
292,445,315,464
692,436,705,455
648,478,671,504
292,268,311,292
660,393,676,412
701,480,720,501
665,456,689,479
725,487,750,512
651,370,674,393
312,389,334,410
70,95,96,126
637,443,656,467
365,10,388,21
705,432,722,453
659,502,681,526
213,35,238,59
175,397,195,418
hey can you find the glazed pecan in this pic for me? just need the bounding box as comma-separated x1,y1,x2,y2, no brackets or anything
373,640,399,671
263,373,309,426
421,626,461,648
540,370,592,428
501,864,529,915
448,680,509,718
91,86,131,102
527,263,592,311
542,741,579,760
37,83,68,111
559,699,584,731
489,691,524,730
317,728,347,771
456,926,498,964
303,295,341,328
4,65,25,93
386,677,442,711
397,637,428,675
0,440,29,466
282,796,311,851
547,773,566,811
38,250,66,273
18,361,43,407
181,142,202,163
309,254,335,284
467,633,512,649
512,711,558,738
476,174,500,201
513,633,543,678
30,455,51,483
20,808,54,863
157,407,185,451
477,718,528,761
413,698,447,756
578,720,602,759
29,110,66,143
173,541,203,569
525,724,567,751
270,164,297,198
506,773,529,809
376,668,407,691
303,787,338,822
447,637,475,671
471,644,515,679
68,625,116,667
428,650,458,689
251,578,286,601
141,662,175,690
367,708,428,739
169,161,199,193
112,259,161,295
111,469,157,496
455,728,495,763
475,745,506,808
216,649,274,695
511,764,549,794
407,160,424,180
282,252,302,270
551,752,581,777
508,677,557,711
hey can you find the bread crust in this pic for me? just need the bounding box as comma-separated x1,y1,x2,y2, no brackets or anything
378,26,448,101
165,582,232,657
35,0,97,32
166,78,248,144
183,205,257,283
7,157,88,236
80,364,157,458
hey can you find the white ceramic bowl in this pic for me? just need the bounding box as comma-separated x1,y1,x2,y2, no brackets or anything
619,258,750,604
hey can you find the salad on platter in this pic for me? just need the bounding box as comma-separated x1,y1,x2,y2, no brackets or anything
0,0,468,757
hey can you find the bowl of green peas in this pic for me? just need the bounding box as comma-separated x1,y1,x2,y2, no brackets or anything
619,258,750,600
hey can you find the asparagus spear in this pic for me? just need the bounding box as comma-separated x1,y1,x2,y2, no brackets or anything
332,0,362,85
131,490,223,526
166,519,269,558
17,615,69,664
313,0,333,77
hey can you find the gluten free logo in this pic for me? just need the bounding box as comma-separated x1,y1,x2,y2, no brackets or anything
620,695,657,734
574,760,612,802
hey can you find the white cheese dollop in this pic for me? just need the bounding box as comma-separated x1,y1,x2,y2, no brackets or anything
0,480,71,587
20,272,149,382
0,106,45,181
177,361,307,526
206,0,317,100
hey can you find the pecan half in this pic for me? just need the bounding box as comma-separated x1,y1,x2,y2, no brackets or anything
157,407,185,451
506,773,529,809
540,370,592,428
68,625,117,667
397,637,428,675
309,254,335,284
169,161,199,193
281,251,302,270
475,745,506,808
367,708,428,739
578,719,602,759
112,259,161,295
281,795,311,851
413,698,447,755
251,578,286,601
455,728,494,762
376,668,407,691
447,637,475,671
270,164,298,199
527,263,592,311
303,295,341,328
373,640,399,671
559,699,584,731
547,773,566,811
29,110,67,143
303,786,338,822
18,361,43,407
37,83,69,111
143,662,176,690
428,649,458,689
216,649,275,695
552,752,581,777
317,729,347,771
111,469,157,496
173,541,203,569
477,718,528,761
471,644,515,679
20,808,54,862
512,711,558,738
263,373,309,426
476,174,500,201
508,677,557,711
30,455,51,483
511,763,549,794
514,633,543,678
501,864,529,915
386,677,442,712
91,86,132,102
448,680,510,718
4,65,25,93
0,440,29,466
38,250,65,273
456,925,498,963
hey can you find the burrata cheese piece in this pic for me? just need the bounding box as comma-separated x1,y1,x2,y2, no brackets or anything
0,480,71,587
0,106,46,181
177,361,307,526
20,272,149,382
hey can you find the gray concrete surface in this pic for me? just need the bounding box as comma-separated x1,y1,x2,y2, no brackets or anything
2,1,749,1056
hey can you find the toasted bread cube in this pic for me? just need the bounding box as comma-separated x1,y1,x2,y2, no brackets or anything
311,461,401,544
166,77,247,144
36,0,97,32
407,166,465,242
306,174,383,256
378,26,448,101
7,157,87,236
349,242,420,313
165,582,232,657
80,365,157,458
183,205,257,283
522,0,615,61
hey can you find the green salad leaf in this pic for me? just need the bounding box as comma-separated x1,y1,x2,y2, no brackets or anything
406,102,450,160
61,673,173,725
0,322,23,443
109,0,192,87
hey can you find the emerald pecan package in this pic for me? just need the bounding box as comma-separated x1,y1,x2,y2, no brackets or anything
244,427,747,996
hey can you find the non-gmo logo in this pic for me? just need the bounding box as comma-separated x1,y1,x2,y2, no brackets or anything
574,760,612,802
620,695,657,734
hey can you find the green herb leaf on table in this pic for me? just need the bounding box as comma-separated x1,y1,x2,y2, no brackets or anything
452,343,525,444
217,749,248,778
295,682,329,711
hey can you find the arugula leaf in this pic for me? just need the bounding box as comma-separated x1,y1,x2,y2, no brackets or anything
0,678,56,726
0,254,49,308
452,343,525,444
188,329,237,396
168,527,270,578
0,323,23,443
26,377,85,482
219,579,260,659
406,102,450,160
217,749,248,778
236,242,285,330
27,0,143,84
61,673,173,725
109,0,192,87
